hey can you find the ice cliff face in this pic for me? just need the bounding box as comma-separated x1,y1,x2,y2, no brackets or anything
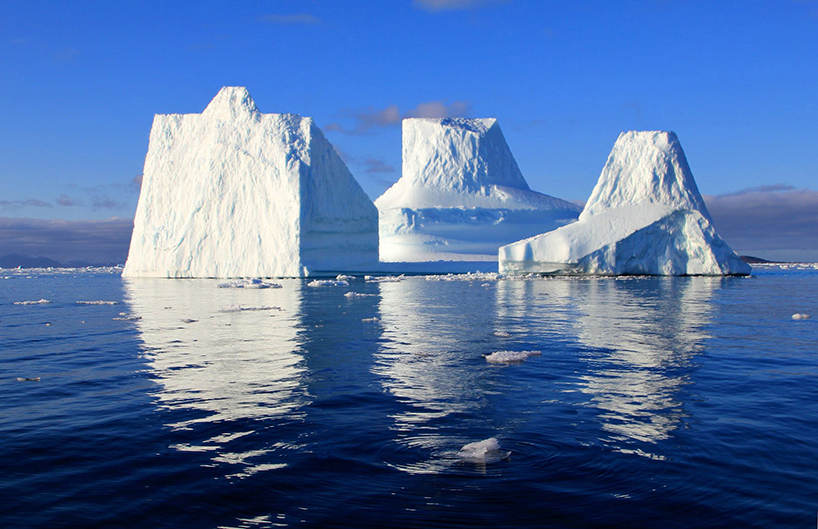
123,87,378,278
499,131,750,276
375,118,581,262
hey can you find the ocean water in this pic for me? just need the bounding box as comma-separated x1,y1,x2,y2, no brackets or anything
1,264,816,528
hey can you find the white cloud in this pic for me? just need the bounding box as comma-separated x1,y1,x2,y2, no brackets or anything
413,0,509,12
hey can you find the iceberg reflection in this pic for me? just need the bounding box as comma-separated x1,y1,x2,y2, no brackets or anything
373,278,501,474
572,277,716,451
124,278,309,477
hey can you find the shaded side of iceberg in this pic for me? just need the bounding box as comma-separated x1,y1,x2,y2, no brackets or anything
123,87,378,279
498,131,750,276
375,118,581,263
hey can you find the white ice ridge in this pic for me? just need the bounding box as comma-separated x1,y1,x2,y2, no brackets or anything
375,118,581,263
499,131,751,276
123,87,378,279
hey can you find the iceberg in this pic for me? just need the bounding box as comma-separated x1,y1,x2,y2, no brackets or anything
123,87,378,278
499,131,751,276
375,118,581,263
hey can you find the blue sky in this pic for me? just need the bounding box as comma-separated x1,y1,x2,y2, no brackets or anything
1,0,816,262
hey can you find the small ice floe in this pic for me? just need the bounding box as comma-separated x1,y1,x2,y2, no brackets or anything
792,313,811,320
366,275,403,283
113,312,142,321
336,274,355,281
307,279,349,287
344,292,376,298
485,350,541,364
16,377,40,382
76,300,119,305
362,317,380,323
217,279,282,289
457,438,509,463
13,299,51,305
493,330,512,338
220,303,281,313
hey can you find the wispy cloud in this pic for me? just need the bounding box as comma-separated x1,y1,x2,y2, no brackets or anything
704,185,818,260
363,158,396,174
0,217,133,265
327,100,472,135
0,198,53,209
259,13,321,25
56,194,80,207
413,0,509,12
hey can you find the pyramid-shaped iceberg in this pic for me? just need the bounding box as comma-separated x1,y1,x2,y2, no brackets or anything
123,87,378,278
498,131,751,276
374,118,581,262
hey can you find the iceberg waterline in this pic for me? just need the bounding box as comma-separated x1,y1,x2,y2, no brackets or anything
121,87,748,278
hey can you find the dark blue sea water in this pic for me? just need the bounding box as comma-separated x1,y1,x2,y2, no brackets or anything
2,265,816,528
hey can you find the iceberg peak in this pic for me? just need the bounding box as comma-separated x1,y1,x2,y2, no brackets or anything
201,86,259,121
581,130,710,221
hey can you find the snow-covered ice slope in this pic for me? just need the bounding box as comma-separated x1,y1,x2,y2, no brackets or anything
375,118,581,262
123,87,378,278
499,131,750,276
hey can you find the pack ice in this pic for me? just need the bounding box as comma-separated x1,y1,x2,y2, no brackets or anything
499,131,751,276
374,118,581,262
123,87,378,278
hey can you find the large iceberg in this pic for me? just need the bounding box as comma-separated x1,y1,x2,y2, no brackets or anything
499,131,751,276
374,118,581,263
123,87,378,278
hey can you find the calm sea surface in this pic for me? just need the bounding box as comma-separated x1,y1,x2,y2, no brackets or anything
1,265,816,528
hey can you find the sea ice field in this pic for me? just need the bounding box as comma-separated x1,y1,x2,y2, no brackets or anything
1,263,816,528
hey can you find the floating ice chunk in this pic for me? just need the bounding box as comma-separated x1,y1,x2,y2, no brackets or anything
457,437,508,463
76,300,119,305
366,275,403,283
307,279,349,287
493,330,512,338
792,313,811,320
217,279,282,289
13,299,51,305
16,377,40,382
362,317,380,323
336,274,355,281
485,350,541,364
344,292,377,298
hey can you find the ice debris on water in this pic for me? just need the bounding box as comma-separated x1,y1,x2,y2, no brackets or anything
307,279,349,287
493,330,512,338
13,299,51,305
361,317,380,323
344,292,376,298
16,377,41,382
76,300,119,305
457,437,509,463
217,279,282,289
220,303,281,313
485,350,541,364
792,313,811,320
113,312,142,321
336,274,355,281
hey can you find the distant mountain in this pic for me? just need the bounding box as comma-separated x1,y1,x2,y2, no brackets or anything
740,255,772,264
0,254,63,268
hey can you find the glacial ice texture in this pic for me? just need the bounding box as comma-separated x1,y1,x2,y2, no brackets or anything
123,87,378,278
375,118,580,262
499,131,751,276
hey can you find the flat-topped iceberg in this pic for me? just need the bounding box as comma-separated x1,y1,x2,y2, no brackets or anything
499,131,751,276
123,87,378,278
375,118,581,263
